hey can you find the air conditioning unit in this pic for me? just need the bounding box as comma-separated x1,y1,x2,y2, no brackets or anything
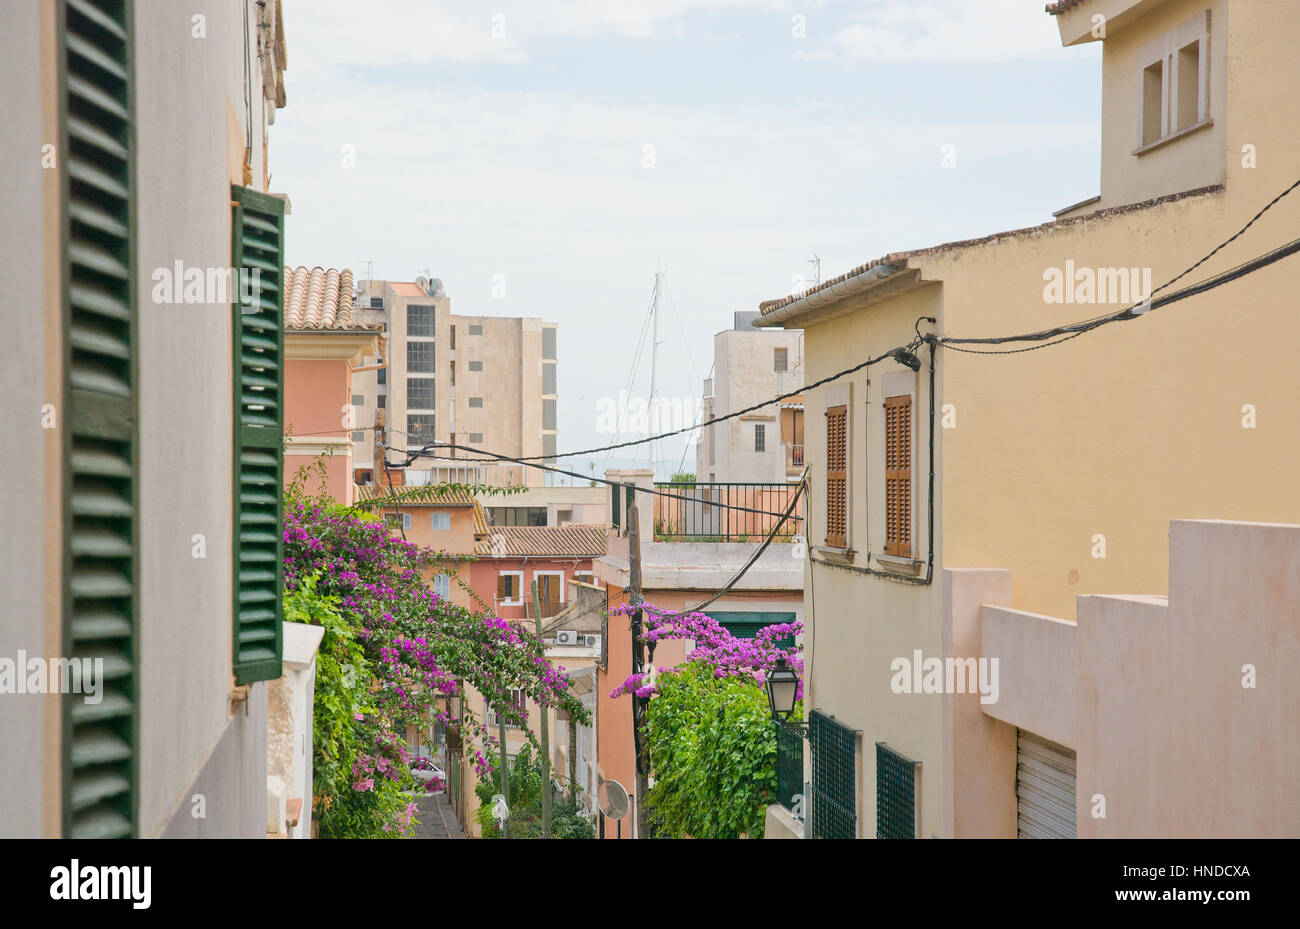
555,630,579,646
581,634,601,649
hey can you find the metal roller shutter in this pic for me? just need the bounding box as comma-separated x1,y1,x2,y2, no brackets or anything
1016,730,1076,839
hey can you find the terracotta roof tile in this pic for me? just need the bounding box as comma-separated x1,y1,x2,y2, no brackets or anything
353,483,481,507
1045,0,1087,15
284,265,381,331
474,525,608,558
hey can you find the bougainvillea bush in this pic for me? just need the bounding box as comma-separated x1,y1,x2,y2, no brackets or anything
282,490,589,838
609,605,803,839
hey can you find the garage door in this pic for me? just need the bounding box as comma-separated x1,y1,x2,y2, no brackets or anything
1016,730,1076,839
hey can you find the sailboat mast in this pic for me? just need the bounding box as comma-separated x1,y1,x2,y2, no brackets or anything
647,270,663,475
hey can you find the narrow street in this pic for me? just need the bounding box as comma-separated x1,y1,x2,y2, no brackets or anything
410,792,467,840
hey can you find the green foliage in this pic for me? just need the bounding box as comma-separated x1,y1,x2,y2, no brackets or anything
643,661,791,838
473,746,595,840
667,471,696,485
284,578,417,838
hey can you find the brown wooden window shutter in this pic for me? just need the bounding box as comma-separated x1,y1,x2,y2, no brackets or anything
497,574,509,599
825,405,847,548
884,394,912,558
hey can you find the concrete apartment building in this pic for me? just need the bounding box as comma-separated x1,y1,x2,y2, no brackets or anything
697,312,804,484
757,0,1300,839
2,0,300,837
350,277,558,487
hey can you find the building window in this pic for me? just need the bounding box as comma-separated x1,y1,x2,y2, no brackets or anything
377,366,386,385
468,324,484,336
384,513,413,531
450,361,455,387
543,398,556,430
754,424,765,452
542,326,557,360
449,325,456,350
468,360,483,372
497,571,523,604
487,506,547,527
825,405,847,549
486,689,527,727
408,414,435,440
408,303,436,337
352,394,365,406
369,296,384,309
884,393,913,558
432,573,451,599
543,362,557,395
431,512,451,531
468,396,483,408
469,432,484,444
377,394,385,409
774,348,788,372
1136,12,1210,150
351,430,365,442
407,340,435,373
408,378,435,409
573,571,595,587
543,433,556,460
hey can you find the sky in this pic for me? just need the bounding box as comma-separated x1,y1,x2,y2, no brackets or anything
272,0,1103,480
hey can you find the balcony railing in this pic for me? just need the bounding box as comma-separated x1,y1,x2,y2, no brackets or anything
652,481,803,542
789,444,804,467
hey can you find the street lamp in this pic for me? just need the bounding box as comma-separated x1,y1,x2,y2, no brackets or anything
764,655,801,724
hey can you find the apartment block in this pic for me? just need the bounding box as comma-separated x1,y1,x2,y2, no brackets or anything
351,277,557,487
696,312,804,484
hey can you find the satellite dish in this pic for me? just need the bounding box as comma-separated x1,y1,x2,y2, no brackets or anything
430,277,445,297
415,275,430,293
597,778,629,819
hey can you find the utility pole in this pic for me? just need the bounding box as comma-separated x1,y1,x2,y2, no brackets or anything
627,495,650,839
532,580,552,839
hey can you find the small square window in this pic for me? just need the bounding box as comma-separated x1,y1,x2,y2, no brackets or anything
432,573,451,599
384,513,412,531
468,324,484,336
431,512,451,531
469,433,484,443
351,430,365,442
774,348,788,372
468,361,483,372
352,394,365,406
469,397,484,408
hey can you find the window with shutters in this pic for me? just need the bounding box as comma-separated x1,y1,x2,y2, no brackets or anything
754,424,765,453
825,405,847,548
774,347,788,372
430,512,451,531
883,394,912,558
497,571,522,604
60,0,138,839
432,574,451,599
231,185,286,685
809,710,857,838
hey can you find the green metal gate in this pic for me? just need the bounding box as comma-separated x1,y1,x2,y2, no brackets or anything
876,741,921,838
808,710,857,838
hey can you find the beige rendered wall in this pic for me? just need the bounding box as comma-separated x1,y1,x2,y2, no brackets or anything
798,284,946,838
1091,0,1229,211
932,0,1300,623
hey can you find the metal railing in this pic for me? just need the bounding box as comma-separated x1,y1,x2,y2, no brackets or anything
652,481,802,541
789,444,804,467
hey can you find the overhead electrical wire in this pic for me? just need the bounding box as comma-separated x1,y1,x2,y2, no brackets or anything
383,429,803,522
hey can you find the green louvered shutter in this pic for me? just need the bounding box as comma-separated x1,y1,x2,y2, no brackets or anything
231,186,285,684
60,0,139,839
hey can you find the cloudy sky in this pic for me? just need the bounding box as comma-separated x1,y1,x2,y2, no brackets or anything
272,0,1102,479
